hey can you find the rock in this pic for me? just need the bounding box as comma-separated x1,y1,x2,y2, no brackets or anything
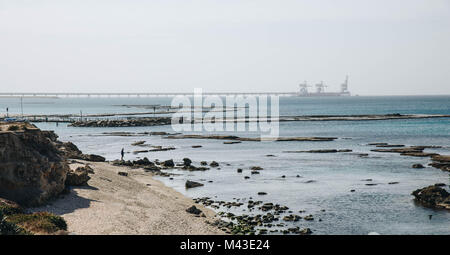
388,182,399,185
147,146,176,152
131,141,146,146
118,172,128,177
250,166,263,170
303,215,314,221
84,164,95,174
283,214,301,222
0,124,69,206
81,154,106,162
200,161,208,166
244,176,250,179
65,166,90,186
257,192,267,195
186,180,204,189
134,157,153,166
412,164,425,169
375,144,405,148
285,149,337,153
237,168,243,173
166,134,337,142
182,165,210,171
69,117,172,128
162,159,175,167
56,141,83,159
186,205,202,215
223,141,242,144
402,152,439,157
431,155,450,162
412,184,450,210
251,171,260,175
371,146,439,158
183,158,192,167
192,145,202,148
209,161,219,167
368,143,389,146
299,228,312,235
430,155,450,172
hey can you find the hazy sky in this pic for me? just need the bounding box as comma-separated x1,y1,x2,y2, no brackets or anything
1,0,449,95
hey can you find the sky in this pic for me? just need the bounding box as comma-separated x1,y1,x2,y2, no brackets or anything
0,0,449,95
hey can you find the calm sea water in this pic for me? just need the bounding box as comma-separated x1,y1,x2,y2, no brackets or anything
2,95,449,234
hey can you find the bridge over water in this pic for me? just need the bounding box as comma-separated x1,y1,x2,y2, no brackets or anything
0,92,299,98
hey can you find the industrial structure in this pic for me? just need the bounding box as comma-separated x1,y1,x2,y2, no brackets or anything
298,76,350,96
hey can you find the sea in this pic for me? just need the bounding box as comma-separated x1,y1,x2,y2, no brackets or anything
1,95,449,234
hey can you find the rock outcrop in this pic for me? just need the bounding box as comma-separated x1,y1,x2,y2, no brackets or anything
69,117,172,127
412,184,450,210
0,123,69,206
65,166,91,186
185,180,204,189
429,155,450,172
56,141,105,162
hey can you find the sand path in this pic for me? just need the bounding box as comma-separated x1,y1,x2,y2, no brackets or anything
31,161,224,235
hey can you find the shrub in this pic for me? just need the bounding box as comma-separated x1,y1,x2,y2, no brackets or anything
6,212,67,234
0,203,23,216
7,125,19,131
0,211,29,235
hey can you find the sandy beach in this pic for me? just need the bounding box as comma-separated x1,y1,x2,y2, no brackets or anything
30,161,224,235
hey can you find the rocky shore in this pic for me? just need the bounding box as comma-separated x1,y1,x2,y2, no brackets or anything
368,143,449,172
0,122,71,234
0,123,68,206
2,121,449,235
430,155,450,172
0,122,222,235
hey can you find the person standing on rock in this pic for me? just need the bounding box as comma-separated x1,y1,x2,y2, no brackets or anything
121,148,125,161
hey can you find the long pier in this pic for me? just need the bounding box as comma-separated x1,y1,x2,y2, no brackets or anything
0,92,299,98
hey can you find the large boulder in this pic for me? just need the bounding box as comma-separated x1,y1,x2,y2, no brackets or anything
185,180,203,189
80,154,106,162
56,141,105,162
162,159,174,168
56,141,83,159
183,158,192,167
0,125,69,206
412,184,450,210
65,166,91,186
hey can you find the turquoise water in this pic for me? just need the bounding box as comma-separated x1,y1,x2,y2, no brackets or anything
2,95,449,234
